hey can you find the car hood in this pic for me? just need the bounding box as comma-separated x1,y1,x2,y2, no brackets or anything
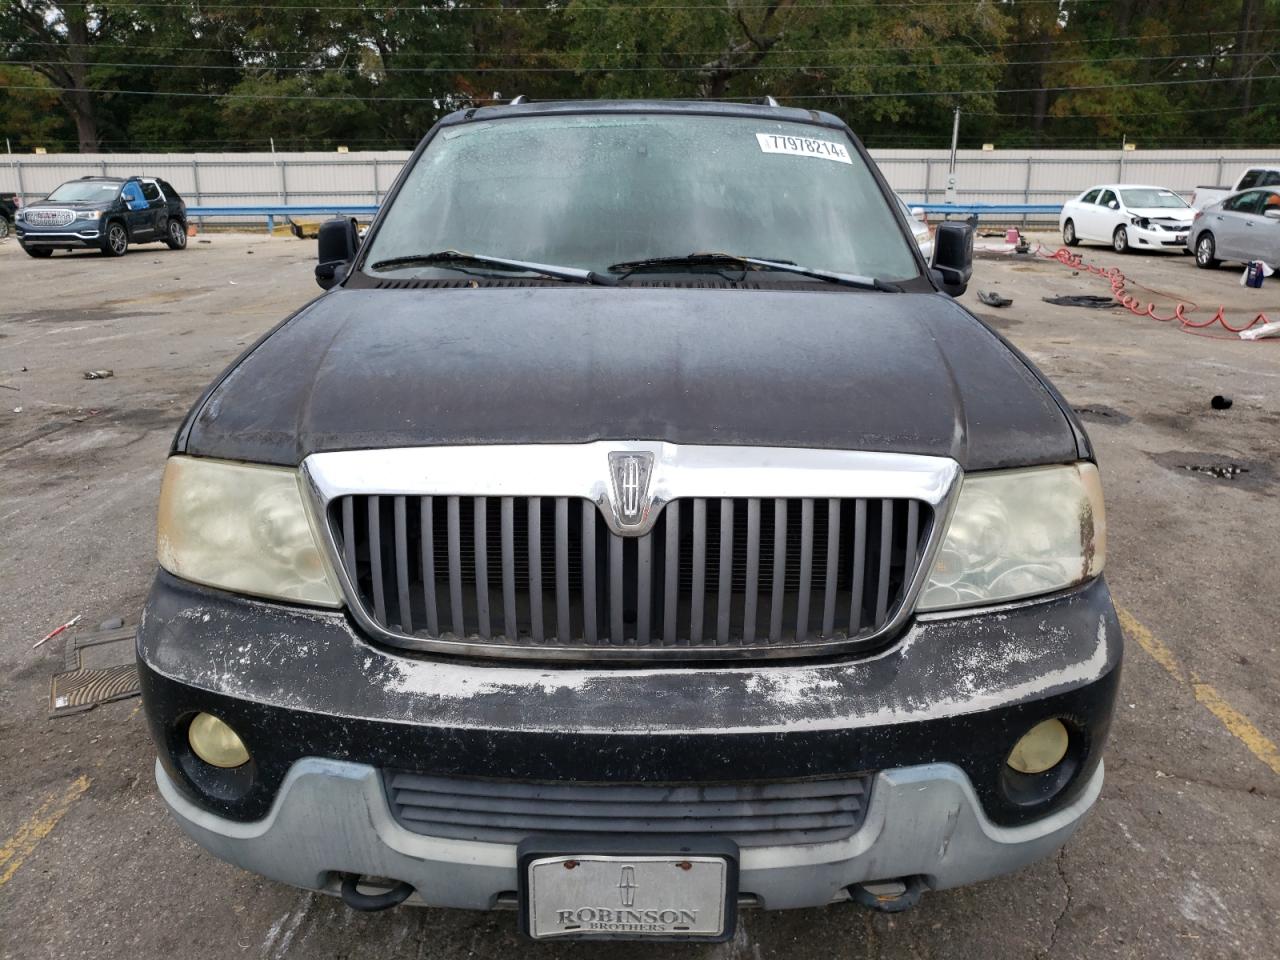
1128,207,1194,222
181,286,1080,470
26,198,114,211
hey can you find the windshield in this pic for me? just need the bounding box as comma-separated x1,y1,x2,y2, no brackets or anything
366,114,919,282
1120,189,1188,209
46,181,122,203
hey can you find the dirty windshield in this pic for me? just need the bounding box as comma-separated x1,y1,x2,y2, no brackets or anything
365,113,920,283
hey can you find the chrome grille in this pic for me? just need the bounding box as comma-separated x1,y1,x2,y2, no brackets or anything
25,208,75,226
329,494,930,657
384,771,873,847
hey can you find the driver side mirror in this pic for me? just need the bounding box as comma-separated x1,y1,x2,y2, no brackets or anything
1108,200,1119,209
1265,208,1280,220
315,217,360,290
931,221,973,297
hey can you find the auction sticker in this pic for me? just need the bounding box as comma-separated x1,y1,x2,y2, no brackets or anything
755,132,852,164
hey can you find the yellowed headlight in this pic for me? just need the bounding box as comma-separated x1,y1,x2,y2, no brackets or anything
188,712,251,768
1007,719,1070,774
157,456,341,607
920,462,1106,611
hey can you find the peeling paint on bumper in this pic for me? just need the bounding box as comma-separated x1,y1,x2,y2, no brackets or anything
139,570,1120,836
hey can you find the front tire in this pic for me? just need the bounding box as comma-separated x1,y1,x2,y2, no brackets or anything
102,221,128,257
1112,226,1130,254
1063,219,1079,246
1195,233,1220,269
0,216,10,240
164,219,187,250
23,245,53,258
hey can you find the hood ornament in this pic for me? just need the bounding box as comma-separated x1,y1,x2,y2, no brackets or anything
608,451,655,530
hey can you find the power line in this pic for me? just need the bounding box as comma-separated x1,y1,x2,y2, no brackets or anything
9,26,1280,60
10,49,1273,75
52,0,1110,11
6,72,1279,104
970,100,1280,120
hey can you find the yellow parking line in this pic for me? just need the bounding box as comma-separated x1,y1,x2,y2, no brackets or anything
1191,682,1280,776
0,775,91,887
1117,606,1280,777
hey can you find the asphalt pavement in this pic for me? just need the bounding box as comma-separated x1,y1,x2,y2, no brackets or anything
1,231,1277,959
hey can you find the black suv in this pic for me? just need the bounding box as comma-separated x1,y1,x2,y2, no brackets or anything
0,191,18,240
16,175,187,257
140,100,1119,943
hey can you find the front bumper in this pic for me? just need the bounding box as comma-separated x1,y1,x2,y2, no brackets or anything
139,571,1121,908
16,225,102,248
1130,224,1190,248
157,754,1103,910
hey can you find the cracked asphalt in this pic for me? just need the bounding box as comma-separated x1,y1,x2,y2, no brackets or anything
1,231,1277,959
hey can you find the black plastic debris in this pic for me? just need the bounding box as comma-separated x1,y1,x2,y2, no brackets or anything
1042,295,1117,308
1211,395,1233,410
978,290,1013,308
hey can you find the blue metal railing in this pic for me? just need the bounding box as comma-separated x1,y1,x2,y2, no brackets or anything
183,202,1063,233
186,204,379,233
913,203,1062,215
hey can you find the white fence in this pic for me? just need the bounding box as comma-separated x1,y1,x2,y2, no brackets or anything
3,148,1275,216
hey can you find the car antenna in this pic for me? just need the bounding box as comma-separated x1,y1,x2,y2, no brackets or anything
510,95,527,105
761,95,780,107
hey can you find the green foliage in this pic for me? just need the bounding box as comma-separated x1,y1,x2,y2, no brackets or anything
1,0,1277,152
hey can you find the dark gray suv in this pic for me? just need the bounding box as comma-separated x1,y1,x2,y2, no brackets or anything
16,175,187,258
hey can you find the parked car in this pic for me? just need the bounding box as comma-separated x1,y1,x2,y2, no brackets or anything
1059,184,1194,254
895,193,933,261
1188,186,1280,269
1192,166,1280,212
139,99,1118,943
15,175,187,257
0,191,19,239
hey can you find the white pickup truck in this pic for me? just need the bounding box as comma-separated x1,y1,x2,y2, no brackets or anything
1193,167,1280,210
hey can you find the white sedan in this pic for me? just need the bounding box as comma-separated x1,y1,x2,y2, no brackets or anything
895,194,933,261
1059,184,1194,254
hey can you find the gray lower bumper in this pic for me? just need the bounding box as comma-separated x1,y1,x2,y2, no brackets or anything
156,757,1103,911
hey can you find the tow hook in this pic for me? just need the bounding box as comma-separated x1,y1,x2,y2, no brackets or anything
339,873,415,911
849,876,928,913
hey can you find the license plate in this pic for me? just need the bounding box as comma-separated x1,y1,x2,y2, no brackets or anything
525,854,731,940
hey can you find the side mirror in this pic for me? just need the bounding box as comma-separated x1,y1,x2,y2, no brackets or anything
931,221,973,297
910,206,926,221
1265,208,1280,220
1108,200,1119,209
315,217,360,290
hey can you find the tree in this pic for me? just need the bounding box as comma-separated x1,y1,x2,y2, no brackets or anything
0,2,116,151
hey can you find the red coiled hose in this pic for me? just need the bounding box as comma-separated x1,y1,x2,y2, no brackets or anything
1038,246,1274,339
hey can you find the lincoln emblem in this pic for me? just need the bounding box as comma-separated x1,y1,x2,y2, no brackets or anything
618,865,638,907
608,451,655,528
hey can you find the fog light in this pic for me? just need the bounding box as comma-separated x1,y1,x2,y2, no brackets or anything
188,713,250,768
1007,719,1069,774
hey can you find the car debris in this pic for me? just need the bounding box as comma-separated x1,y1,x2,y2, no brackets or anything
1042,294,1117,308
83,369,114,379
35,613,82,649
977,290,1013,307
1240,320,1280,341
1211,395,1233,410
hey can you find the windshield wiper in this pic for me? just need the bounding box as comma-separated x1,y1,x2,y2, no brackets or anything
607,253,900,291
369,250,618,286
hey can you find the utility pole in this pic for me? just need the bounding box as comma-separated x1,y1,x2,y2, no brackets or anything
945,106,960,204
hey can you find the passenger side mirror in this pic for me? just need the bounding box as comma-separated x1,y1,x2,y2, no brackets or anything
315,217,360,290
931,221,973,297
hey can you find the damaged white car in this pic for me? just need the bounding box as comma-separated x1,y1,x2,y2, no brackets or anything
1059,184,1194,254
